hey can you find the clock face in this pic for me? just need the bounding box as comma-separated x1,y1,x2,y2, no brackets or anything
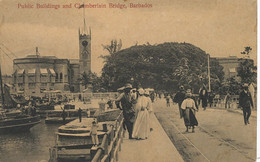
82,40,88,47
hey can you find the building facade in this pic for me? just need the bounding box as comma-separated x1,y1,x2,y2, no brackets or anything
12,28,92,96
213,56,254,80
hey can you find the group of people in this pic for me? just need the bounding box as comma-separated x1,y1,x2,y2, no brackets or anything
115,83,153,140
172,83,254,130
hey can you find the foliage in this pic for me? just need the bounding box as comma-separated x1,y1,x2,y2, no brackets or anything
220,77,241,95
101,42,224,93
240,46,252,58
102,39,122,55
237,46,256,84
78,72,103,92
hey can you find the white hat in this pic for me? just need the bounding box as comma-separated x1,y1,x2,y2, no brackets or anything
144,90,150,95
138,88,145,95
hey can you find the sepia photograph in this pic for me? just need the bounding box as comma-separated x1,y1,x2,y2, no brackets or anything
0,0,257,161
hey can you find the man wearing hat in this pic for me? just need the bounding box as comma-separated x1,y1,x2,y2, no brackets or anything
173,86,186,118
115,83,136,139
239,83,254,125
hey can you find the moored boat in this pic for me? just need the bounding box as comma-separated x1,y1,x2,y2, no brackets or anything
0,63,41,133
49,109,122,162
0,111,41,133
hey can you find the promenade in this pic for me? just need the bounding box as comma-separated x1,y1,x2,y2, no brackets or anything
118,113,184,162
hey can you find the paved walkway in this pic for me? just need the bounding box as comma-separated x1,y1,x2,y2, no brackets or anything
118,113,184,162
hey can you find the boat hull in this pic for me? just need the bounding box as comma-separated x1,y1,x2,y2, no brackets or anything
45,117,77,124
0,116,41,133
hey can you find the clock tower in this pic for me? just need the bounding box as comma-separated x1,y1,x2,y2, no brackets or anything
79,28,91,75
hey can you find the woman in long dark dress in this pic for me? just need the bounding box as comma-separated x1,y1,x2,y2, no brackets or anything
181,89,198,133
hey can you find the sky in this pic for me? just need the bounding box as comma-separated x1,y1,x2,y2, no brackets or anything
0,0,257,75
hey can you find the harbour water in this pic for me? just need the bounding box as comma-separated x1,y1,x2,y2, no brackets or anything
0,120,60,162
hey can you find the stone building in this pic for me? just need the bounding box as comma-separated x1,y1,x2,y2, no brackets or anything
212,56,254,80
12,28,91,96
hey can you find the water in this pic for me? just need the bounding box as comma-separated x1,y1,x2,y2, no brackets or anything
0,120,61,162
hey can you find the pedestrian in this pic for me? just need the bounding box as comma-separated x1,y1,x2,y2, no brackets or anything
78,107,82,122
144,89,154,131
132,88,152,139
85,109,90,118
90,119,99,146
181,89,198,133
173,86,186,118
150,91,155,103
239,83,253,125
61,109,67,125
114,83,136,139
107,98,113,109
199,86,208,110
166,94,170,107
98,98,106,111
225,92,231,109
208,92,215,107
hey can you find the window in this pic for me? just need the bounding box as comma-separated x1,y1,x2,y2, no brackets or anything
55,73,59,82
60,73,63,82
50,83,55,87
40,75,48,83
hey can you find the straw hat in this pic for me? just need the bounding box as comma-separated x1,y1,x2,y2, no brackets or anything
124,83,132,89
138,88,145,95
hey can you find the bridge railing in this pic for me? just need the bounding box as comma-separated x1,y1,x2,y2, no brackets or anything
91,112,125,162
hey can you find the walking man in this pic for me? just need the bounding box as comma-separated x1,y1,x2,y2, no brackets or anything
173,86,186,118
239,83,253,125
115,83,136,139
199,86,208,110
78,107,82,122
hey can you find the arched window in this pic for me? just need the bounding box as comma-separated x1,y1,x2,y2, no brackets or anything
55,73,58,82
60,73,63,81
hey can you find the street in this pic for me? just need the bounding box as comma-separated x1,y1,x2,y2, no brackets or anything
153,98,256,162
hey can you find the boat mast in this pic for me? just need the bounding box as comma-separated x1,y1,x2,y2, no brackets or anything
0,47,5,108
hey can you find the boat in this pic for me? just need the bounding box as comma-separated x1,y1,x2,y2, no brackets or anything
44,109,92,124
0,65,41,133
49,109,122,162
0,112,41,133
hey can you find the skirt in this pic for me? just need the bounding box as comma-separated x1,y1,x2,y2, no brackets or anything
183,108,198,126
132,109,150,139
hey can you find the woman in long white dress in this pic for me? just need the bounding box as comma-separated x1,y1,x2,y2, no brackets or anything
132,88,152,139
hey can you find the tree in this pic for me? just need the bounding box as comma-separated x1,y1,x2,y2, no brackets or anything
78,72,103,92
237,46,256,84
78,72,92,89
102,39,122,55
101,42,224,93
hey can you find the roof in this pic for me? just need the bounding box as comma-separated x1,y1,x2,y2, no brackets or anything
28,69,36,74
17,69,24,75
49,69,56,75
40,68,48,74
